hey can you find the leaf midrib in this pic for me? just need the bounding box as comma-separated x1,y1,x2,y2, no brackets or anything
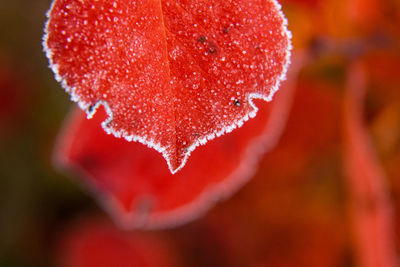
157,0,179,163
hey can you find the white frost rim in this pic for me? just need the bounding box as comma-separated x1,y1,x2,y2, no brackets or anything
43,0,292,174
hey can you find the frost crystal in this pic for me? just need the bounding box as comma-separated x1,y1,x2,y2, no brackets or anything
44,0,291,173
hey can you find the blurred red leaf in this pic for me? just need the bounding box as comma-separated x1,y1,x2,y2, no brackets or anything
44,0,291,173
344,62,398,267
58,218,178,267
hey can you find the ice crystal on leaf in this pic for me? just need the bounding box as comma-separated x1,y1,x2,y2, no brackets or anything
44,0,291,173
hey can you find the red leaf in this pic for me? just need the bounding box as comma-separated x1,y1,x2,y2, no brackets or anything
343,62,397,267
54,54,302,229
44,0,291,173
58,219,177,267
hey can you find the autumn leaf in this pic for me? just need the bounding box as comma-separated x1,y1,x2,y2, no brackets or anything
343,62,397,267
43,0,291,173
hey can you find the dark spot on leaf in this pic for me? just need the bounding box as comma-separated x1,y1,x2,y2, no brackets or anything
194,133,200,138
208,47,217,54
88,105,95,113
233,99,241,107
222,26,230,34
198,35,207,43
105,120,113,128
208,42,218,55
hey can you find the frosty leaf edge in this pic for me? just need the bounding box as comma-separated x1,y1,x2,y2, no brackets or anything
43,0,292,174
